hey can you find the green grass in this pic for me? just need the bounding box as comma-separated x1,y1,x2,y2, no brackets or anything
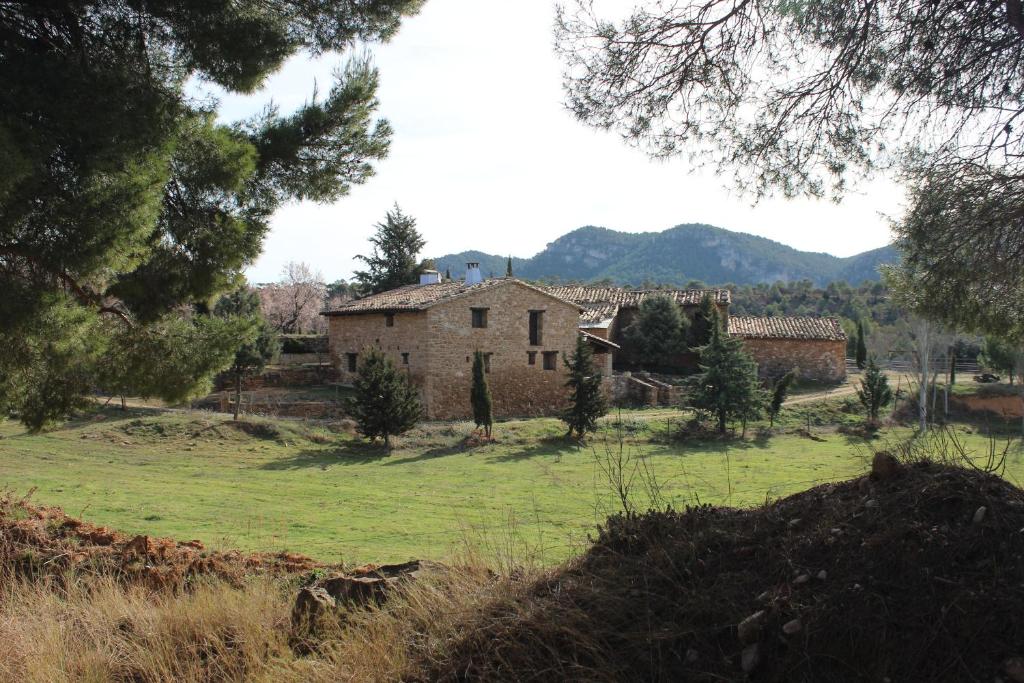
2,406,1022,566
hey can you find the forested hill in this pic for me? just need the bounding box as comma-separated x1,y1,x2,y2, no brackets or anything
432,224,899,287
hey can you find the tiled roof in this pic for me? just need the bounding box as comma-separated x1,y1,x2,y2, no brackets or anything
579,303,620,327
544,286,730,307
728,316,846,341
580,330,621,350
322,278,581,315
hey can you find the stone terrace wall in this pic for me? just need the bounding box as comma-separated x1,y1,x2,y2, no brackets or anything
741,338,846,383
326,310,431,403
425,282,580,420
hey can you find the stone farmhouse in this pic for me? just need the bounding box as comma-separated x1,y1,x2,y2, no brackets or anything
323,264,845,420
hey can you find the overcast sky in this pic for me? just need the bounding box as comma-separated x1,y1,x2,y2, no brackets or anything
204,0,906,284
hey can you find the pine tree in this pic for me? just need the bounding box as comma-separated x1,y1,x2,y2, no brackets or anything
768,369,797,428
857,357,893,424
0,2,415,429
213,287,280,420
855,320,868,369
506,256,513,277
348,348,421,449
562,335,608,439
690,309,766,434
470,351,493,438
444,267,452,281
623,294,690,370
353,204,427,295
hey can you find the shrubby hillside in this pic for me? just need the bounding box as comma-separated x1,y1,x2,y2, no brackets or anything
433,224,900,287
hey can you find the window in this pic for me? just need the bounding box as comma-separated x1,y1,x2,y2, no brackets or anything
346,353,358,372
543,351,558,371
527,351,537,366
471,307,488,328
529,310,544,345
385,313,395,327
401,352,409,365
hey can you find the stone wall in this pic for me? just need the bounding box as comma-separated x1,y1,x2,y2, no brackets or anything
326,310,431,405
424,282,580,419
740,338,847,383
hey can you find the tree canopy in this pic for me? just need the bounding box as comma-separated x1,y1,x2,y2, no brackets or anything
0,0,420,427
556,0,1024,338
623,294,690,369
353,204,427,295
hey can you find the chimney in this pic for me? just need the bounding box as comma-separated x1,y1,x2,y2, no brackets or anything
419,269,441,285
465,262,483,285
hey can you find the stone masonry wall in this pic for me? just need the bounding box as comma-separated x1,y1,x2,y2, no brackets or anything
741,338,847,383
424,282,580,420
326,311,431,404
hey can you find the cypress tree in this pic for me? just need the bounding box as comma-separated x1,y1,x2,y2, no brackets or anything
471,351,493,438
506,256,514,277
855,320,868,369
562,335,608,439
690,309,765,434
857,357,893,424
768,369,797,428
689,293,718,347
348,348,421,449
623,293,690,370
949,345,957,385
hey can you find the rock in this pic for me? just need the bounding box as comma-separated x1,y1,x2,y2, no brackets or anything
1005,656,1024,683
830,527,842,535
793,574,810,585
737,610,766,644
973,506,987,524
321,574,397,608
756,590,772,602
292,587,336,629
865,499,879,509
686,648,699,663
782,618,802,635
816,570,828,581
741,643,761,673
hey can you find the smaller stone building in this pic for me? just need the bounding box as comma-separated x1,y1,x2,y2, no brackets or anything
727,316,847,382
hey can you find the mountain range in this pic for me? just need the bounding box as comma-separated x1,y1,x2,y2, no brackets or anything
431,224,899,287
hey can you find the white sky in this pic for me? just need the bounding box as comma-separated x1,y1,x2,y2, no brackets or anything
204,0,906,284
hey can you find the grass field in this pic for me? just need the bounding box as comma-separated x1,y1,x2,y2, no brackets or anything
1,404,1022,565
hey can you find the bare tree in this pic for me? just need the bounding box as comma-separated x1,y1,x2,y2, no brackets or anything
258,262,328,334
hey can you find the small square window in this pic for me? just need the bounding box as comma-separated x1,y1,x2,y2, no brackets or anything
543,351,558,371
471,307,488,328
385,313,395,327
346,353,358,372
402,352,409,365
527,351,537,366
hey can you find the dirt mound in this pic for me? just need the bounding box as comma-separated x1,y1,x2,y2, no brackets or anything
0,495,327,589
417,463,1024,682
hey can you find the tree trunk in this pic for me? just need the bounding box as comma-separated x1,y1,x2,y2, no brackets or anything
384,432,391,449
917,320,930,432
120,395,126,411
233,374,241,421
719,409,727,435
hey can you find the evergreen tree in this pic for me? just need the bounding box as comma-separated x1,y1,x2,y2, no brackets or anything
470,351,493,438
855,320,868,369
506,256,514,277
562,335,608,439
623,294,690,369
690,310,765,434
688,293,718,347
980,335,1023,384
857,357,893,424
768,369,797,428
347,348,421,448
444,267,452,281
0,1,417,428
214,287,280,420
353,204,427,294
